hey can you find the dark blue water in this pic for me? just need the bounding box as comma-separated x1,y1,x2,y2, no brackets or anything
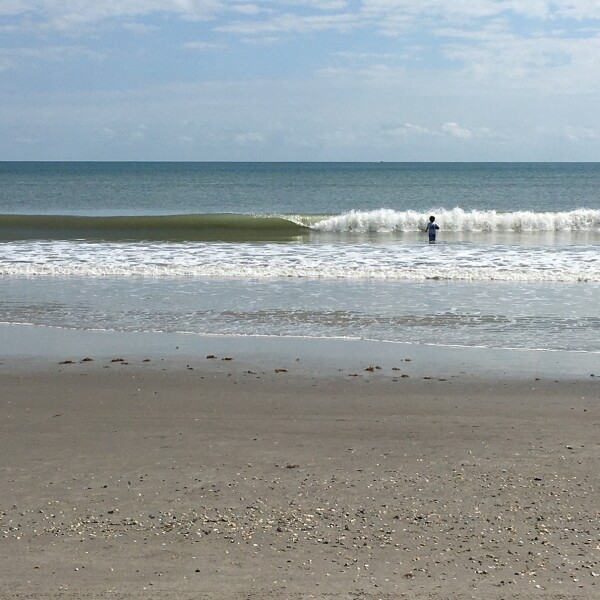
2,162,599,216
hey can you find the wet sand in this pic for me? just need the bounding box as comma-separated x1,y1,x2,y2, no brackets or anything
1,348,600,599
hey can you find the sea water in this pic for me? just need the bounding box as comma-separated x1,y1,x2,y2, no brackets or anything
1,162,599,354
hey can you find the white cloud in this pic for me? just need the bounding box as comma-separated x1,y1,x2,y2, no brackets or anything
442,32,600,93
442,122,473,138
555,0,600,20
3,1,600,160
217,11,359,35
0,1,38,17
3,1,225,31
2,77,598,160
131,124,146,140
97,127,117,139
2,0,348,33
121,21,159,34
241,35,281,45
0,45,105,70
361,0,552,24
183,41,228,50
442,122,499,139
385,122,434,137
231,4,264,15
564,125,598,141
289,0,349,9
334,51,395,60
4,0,600,42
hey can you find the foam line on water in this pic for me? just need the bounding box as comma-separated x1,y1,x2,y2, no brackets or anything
1,240,599,282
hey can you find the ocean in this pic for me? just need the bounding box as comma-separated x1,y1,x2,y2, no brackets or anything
1,162,599,354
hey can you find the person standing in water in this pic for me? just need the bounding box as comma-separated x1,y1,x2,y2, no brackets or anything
424,215,439,243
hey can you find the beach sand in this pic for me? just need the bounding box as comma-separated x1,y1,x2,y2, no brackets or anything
1,336,600,599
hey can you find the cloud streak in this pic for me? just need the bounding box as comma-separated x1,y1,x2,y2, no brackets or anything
0,45,105,71
1,1,596,33
2,1,600,160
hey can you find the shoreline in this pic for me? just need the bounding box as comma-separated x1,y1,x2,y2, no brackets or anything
1,323,598,380
2,324,600,599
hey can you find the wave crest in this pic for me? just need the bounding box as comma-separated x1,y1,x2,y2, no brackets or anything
312,208,600,233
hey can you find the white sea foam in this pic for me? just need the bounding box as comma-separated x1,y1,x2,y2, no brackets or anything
312,208,600,232
1,240,599,282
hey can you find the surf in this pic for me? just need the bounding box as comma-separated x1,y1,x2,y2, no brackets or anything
2,239,599,282
1,208,599,242
312,208,600,233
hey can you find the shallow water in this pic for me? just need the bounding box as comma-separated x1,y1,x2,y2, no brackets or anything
2,276,598,353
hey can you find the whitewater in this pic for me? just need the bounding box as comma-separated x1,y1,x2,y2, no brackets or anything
311,208,600,233
1,237,599,282
1,207,599,282
2,162,599,353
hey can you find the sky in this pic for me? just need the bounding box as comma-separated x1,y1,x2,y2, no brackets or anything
1,0,600,161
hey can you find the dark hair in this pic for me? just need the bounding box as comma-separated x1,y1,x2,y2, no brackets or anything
429,215,435,222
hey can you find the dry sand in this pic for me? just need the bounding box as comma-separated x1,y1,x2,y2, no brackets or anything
1,353,600,599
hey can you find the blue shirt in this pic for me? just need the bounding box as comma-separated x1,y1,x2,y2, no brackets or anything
426,222,439,239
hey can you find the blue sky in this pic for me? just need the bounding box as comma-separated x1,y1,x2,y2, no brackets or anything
2,0,600,161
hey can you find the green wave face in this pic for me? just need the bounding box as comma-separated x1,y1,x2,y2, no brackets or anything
0,214,311,242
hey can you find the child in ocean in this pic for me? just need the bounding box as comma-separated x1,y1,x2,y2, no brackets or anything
424,215,439,243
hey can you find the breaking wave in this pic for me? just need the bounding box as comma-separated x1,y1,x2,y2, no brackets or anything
1,208,600,242
312,208,600,233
